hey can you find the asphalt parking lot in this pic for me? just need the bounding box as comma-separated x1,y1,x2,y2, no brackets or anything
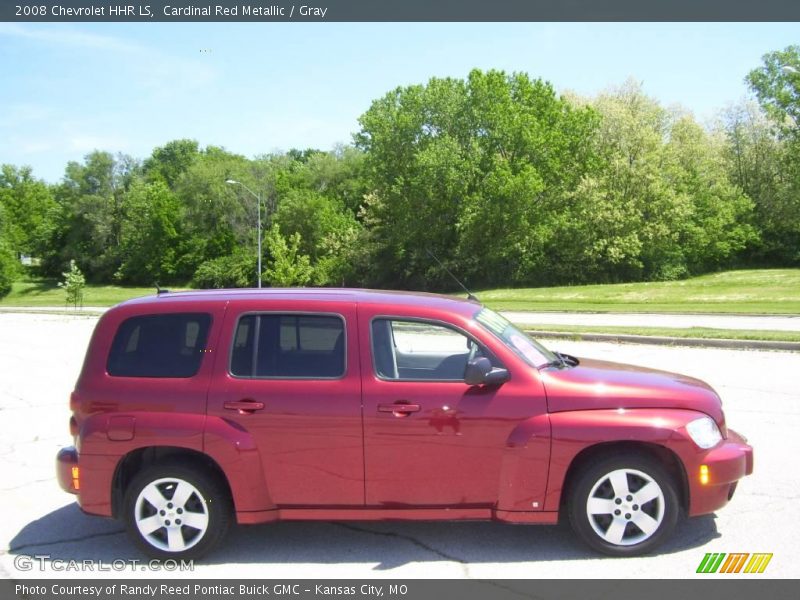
1,313,797,579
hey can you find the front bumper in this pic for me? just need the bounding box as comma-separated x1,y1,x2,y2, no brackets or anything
688,428,753,516
56,446,79,494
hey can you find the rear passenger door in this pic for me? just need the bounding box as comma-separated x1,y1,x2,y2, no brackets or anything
206,301,363,506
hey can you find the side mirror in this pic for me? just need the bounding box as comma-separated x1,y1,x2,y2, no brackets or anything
464,357,510,387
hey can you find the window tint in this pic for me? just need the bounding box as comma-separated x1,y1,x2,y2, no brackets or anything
230,314,345,378
107,313,211,378
372,319,495,381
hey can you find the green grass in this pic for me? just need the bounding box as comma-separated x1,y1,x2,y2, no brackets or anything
479,269,800,314
0,280,188,307
2,269,799,315
519,324,800,343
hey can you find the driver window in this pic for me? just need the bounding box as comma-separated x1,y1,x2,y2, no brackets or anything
371,319,494,381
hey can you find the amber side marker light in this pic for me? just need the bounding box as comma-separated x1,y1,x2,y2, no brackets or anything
700,465,710,485
71,466,80,490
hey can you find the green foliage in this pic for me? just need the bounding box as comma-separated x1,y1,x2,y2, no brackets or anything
143,139,200,187
171,147,256,280
0,245,17,298
561,83,756,282
746,45,800,137
355,71,756,287
273,189,361,285
191,250,256,289
116,180,182,285
0,204,19,298
40,151,140,281
58,259,86,308
664,117,757,273
0,165,57,258
0,244,15,299
263,224,313,287
356,69,601,288
739,46,800,264
3,55,798,292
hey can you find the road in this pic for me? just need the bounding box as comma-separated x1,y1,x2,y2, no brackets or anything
0,313,797,579
504,311,800,331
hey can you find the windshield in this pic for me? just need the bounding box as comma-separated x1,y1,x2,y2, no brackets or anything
474,307,558,369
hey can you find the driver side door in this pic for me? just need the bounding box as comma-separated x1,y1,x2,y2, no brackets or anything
360,314,525,507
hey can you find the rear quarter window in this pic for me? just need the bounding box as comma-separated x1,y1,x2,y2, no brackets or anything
107,313,212,378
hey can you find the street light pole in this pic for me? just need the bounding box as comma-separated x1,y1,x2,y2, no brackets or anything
225,179,262,288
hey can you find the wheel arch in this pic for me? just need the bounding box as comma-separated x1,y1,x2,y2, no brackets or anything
557,441,689,519
111,446,232,519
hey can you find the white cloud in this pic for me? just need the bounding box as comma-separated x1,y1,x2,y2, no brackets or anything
19,140,55,154
0,23,219,94
68,134,131,152
0,23,141,52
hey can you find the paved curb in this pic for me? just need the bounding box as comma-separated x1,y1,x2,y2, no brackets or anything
525,330,800,352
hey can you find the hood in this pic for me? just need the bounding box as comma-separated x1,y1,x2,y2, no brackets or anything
540,358,724,426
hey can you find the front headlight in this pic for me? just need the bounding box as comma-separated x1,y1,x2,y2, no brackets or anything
686,416,723,449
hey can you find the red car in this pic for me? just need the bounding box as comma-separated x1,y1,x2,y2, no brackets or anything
56,289,753,559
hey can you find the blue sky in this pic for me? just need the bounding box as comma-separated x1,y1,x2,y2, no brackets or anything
0,22,797,182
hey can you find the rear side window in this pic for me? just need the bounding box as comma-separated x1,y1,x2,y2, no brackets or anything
230,314,345,378
107,313,212,378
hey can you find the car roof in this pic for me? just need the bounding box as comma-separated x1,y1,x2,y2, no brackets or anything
115,288,482,318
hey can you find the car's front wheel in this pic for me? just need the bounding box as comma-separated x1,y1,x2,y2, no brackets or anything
123,461,232,560
568,455,679,556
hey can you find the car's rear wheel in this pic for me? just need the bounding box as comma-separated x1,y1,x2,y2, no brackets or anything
123,462,232,560
568,455,679,556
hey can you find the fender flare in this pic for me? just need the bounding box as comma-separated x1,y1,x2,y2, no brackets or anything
80,412,274,516
543,408,700,512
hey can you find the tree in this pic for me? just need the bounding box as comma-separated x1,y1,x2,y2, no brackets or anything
746,45,800,137
663,116,756,273
192,250,256,289
263,224,313,287
743,46,800,263
273,189,362,285
58,259,86,308
143,139,200,187
41,151,140,281
116,180,182,284
295,145,369,213
356,68,601,288
0,165,56,258
544,82,757,282
171,146,257,281
0,204,18,298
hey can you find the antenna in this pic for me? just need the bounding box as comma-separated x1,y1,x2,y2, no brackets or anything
155,283,170,295
426,249,480,303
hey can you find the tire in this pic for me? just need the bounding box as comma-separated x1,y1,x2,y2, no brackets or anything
568,454,679,556
123,461,232,560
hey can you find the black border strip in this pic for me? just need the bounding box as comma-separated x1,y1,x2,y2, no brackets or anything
6,579,800,600
3,1,800,23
